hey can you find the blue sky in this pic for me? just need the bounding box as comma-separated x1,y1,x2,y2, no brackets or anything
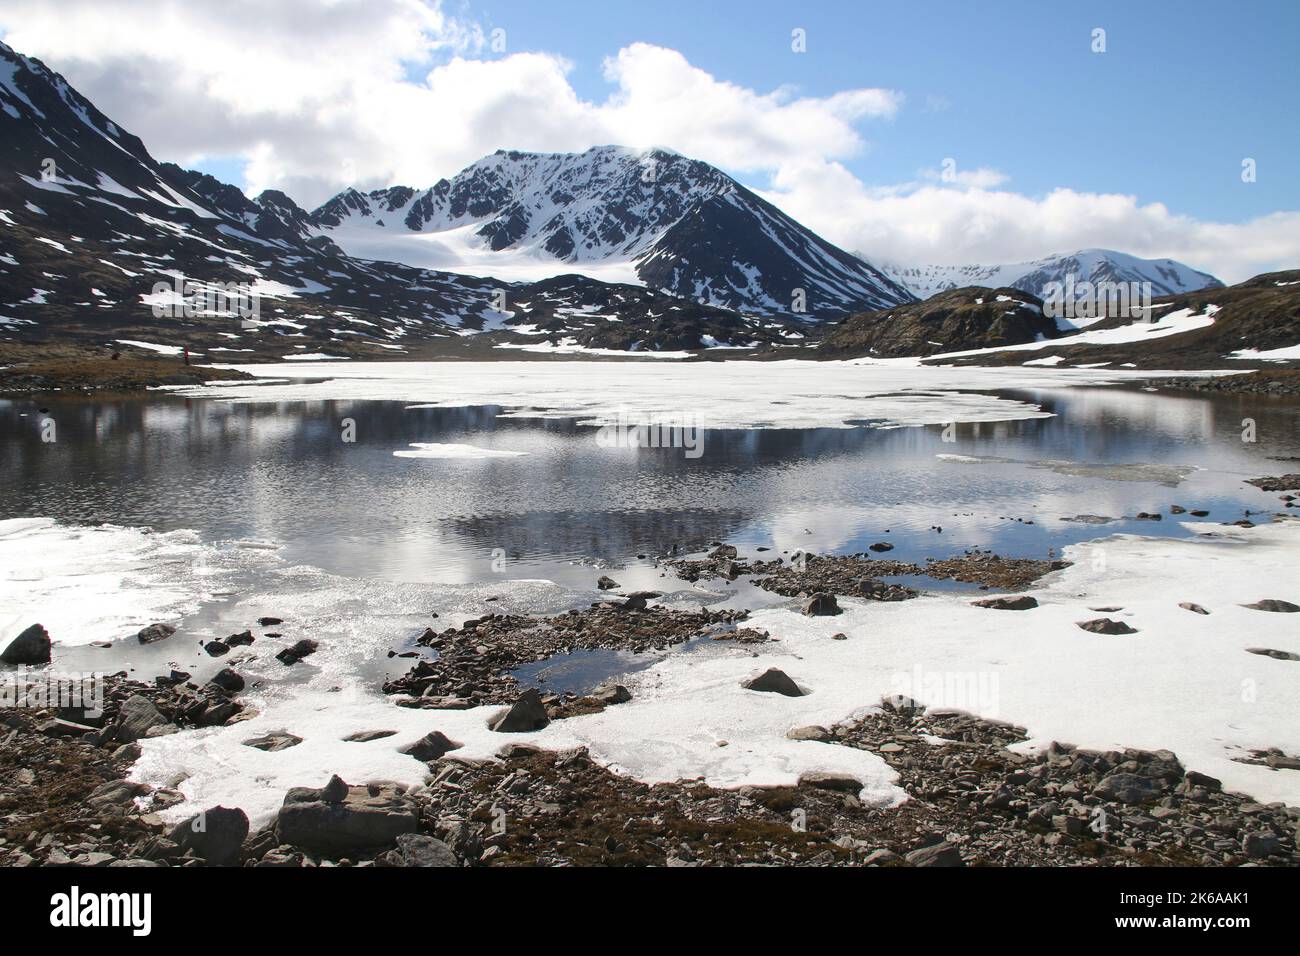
3,0,1296,277
457,0,1298,222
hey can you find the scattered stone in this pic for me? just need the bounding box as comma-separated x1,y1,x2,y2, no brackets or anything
881,694,924,716
1179,602,1210,615
1242,599,1300,613
243,731,303,752
1245,475,1300,493
226,630,255,647
868,542,894,552
258,617,284,626
1134,512,1163,521
344,730,398,743
973,595,1038,611
592,683,632,705
399,731,461,762
786,725,832,742
742,668,804,697
135,623,175,646
1077,618,1139,635
203,639,230,657
1246,648,1300,661
276,639,319,665
596,575,619,590
905,842,964,867
799,772,861,793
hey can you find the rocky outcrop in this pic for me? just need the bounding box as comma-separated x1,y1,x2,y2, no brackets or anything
820,286,1058,358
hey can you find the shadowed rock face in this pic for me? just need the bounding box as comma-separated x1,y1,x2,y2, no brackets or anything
0,623,50,664
820,287,1059,358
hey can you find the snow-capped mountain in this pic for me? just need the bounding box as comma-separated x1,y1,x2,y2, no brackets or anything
0,40,799,355
881,249,1223,301
307,147,915,320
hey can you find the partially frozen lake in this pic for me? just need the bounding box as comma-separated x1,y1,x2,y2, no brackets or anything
2,361,1299,817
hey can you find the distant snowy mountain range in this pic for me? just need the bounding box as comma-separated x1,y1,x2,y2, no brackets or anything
0,37,1244,363
880,249,1223,301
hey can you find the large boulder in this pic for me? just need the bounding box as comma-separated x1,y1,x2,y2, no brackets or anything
488,689,550,733
275,777,419,855
168,806,249,866
113,695,171,743
1,624,51,665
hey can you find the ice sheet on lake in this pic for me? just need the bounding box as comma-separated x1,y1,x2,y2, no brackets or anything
393,442,530,460
0,518,276,648
176,359,1214,431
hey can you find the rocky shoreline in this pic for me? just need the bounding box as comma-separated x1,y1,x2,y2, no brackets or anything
4,507,1300,868
3,674,1297,867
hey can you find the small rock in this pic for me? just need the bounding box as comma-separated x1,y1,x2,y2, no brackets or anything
596,575,619,591
742,668,804,697
242,732,303,752
204,640,230,657
972,595,1038,611
1242,599,1300,613
786,725,832,742
799,772,861,793
1077,618,1139,635
1246,648,1300,661
868,542,894,553
1179,602,1210,615
258,617,283,626
135,623,176,646
276,639,319,665
399,731,461,762
592,683,632,705
802,592,841,616
344,730,398,743
905,842,964,867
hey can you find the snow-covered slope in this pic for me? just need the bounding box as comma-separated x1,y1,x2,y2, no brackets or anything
882,249,1223,301
309,147,914,320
